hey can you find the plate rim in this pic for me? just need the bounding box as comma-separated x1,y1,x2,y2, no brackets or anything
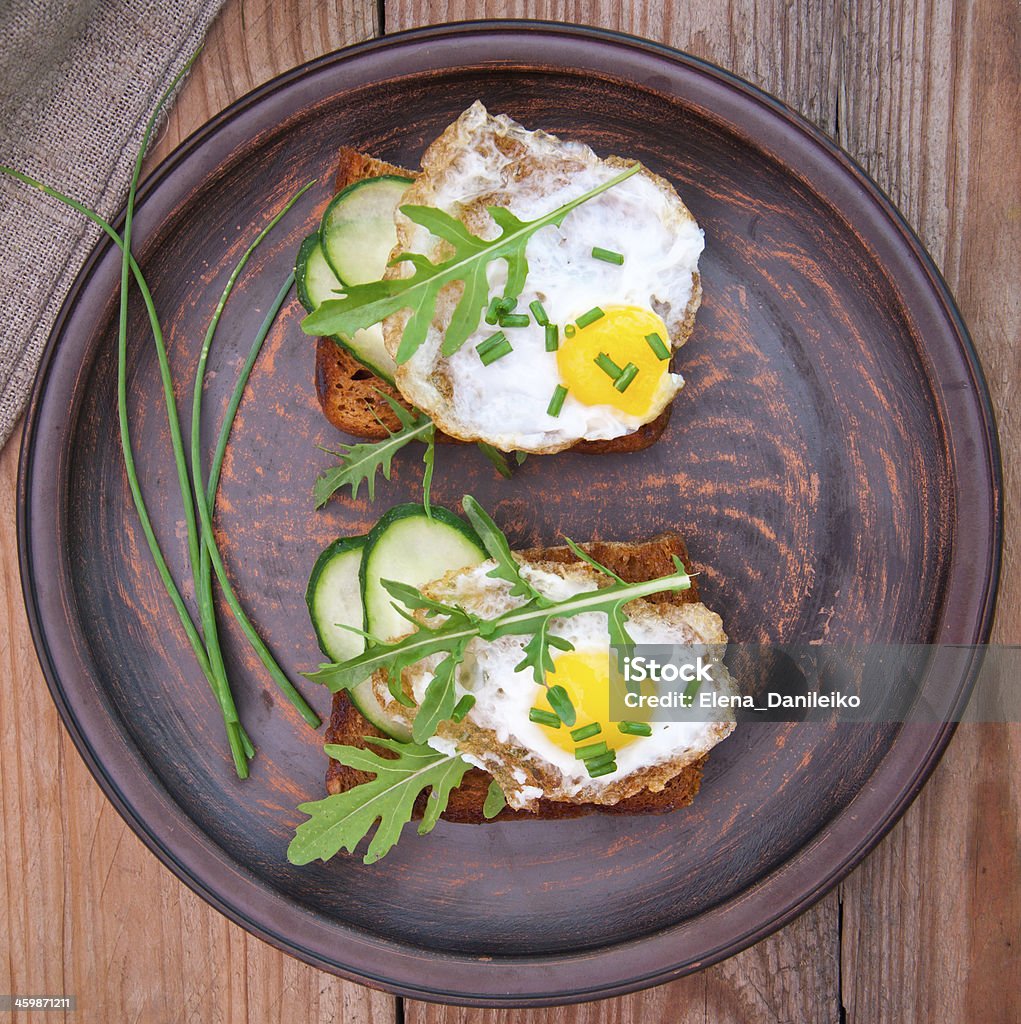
16,20,1003,1007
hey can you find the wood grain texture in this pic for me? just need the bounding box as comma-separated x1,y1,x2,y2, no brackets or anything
0,1,396,1022
146,0,378,167
837,1,1021,1021
0,0,1016,1022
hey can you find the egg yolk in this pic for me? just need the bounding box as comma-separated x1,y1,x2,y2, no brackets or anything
556,305,671,418
537,649,646,756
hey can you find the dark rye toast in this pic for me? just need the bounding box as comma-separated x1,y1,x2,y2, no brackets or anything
324,530,709,823
314,147,673,453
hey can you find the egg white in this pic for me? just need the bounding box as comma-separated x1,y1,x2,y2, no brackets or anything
385,102,705,452
375,560,736,809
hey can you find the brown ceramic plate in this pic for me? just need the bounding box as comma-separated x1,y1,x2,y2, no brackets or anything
18,22,1001,1007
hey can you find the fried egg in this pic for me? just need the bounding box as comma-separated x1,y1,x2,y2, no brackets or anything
384,102,704,453
373,558,736,810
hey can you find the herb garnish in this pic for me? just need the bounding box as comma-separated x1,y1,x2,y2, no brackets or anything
591,246,625,265
3,58,322,774
306,495,692,705
313,392,436,512
614,362,639,392
645,331,671,360
571,722,601,741
529,708,561,727
300,164,641,364
618,720,652,737
529,300,549,325
288,739,473,865
482,780,508,819
292,496,692,864
576,306,605,329
547,384,568,417
477,331,513,365
595,352,623,380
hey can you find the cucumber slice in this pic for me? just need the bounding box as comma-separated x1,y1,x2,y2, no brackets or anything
305,534,410,739
295,231,397,384
295,232,341,313
361,504,487,650
320,175,412,287
305,535,367,664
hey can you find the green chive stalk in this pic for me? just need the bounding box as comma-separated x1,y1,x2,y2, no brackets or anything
117,56,254,773
0,167,253,775
189,183,321,728
196,271,302,724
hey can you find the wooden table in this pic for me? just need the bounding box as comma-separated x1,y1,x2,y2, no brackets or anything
1,1,1018,1021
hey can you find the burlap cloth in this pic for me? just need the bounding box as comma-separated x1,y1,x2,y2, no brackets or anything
0,0,226,448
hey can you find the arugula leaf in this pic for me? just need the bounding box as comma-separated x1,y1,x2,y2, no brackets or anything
462,495,548,604
476,441,516,479
421,426,436,518
514,622,575,684
301,164,641,364
562,536,627,584
313,392,434,507
606,599,636,652
412,638,470,744
307,617,480,693
288,738,472,865
379,577,474,622
309,495,692,704
483,780,507,819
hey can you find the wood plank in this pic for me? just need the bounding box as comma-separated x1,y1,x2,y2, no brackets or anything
146,0,378,167
391,2,845,1019
0,1,396,1021
837,0,1021,1020
386,0,842,133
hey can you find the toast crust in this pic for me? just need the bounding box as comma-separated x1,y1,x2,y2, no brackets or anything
314,145,675,451
324,531,715,822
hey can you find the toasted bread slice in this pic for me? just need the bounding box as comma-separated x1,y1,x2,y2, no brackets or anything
324,531,711,822
314,146,673,450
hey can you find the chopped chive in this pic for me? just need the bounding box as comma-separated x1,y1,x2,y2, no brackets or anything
584,749,617,772
451,694,477,722
614,362,639,392
544,323,559,351
477,331,513,365
645,331,670,360
565,324,576,338
487,296,514,323
480,339,513,365
529,300,549,325
576,306,605,329
499,312,530,328
546,684,577,726
618,720,653,736
595,352,623,380
571,722,602,741
591,246,624,265
547,384,568,417
587,759,618,778
477,330,507,354
529,707,561,728
575,741,608,760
